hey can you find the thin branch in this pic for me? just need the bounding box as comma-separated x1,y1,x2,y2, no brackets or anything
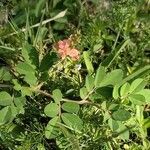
83,87,96,101
62,98,90,105
62,98,101,108
35,86,101,108
35,89,94,105
36,89,52,98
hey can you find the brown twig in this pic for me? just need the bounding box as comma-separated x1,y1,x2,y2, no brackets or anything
36,89,52,98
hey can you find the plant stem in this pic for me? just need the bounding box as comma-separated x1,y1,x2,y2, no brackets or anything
36,89,52,98
35,89,101,108
62,98,89,105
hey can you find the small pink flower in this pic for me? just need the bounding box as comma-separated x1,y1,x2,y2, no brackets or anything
58,47,70,59
58,39,70,50
67,48,80,61
55,39,80,61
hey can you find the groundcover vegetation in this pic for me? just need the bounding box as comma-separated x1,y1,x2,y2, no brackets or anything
0,0,150,149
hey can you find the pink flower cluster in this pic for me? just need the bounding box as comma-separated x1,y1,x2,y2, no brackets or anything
55,39,80,61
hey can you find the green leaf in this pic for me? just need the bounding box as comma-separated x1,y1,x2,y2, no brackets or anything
103,111,111,122
13,79,22,91
24,72,37,85
14,97,26,107
116,122,129,140
100,69,123,87
85,75,95,91
89,92,102,102
21,87,32,96
108,104,120,111
52,89,62,103
62,102,79,114
0,91,12,106
22,43,39,68
44,103,59,118
120,82,130,97
129,78,146,94
113,84,120,99
108,118,119,131
10,104,18,119
16,62,35,74
14,97,26,114
94,66,106,87
83,51,94,74
0,67,12,81
129,94,146,105
113,66,150,99
112,109,131,121
39,52,58,72
80,87,88,99
45,117,59,139
137,89,150,103
135,106,143,124
16,62,37,85
96,87,113,98
0,106,12,125
61,113,83,131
